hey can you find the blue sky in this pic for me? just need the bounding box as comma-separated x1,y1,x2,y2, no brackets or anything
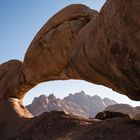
0,0,139,107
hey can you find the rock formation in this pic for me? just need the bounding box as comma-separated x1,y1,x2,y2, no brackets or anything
0,0,140,139
7,111,140,140
26,91,117,117
104,104,140,118
95,111,130,120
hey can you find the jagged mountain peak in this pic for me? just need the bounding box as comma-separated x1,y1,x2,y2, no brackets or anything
92,95,102,100
103,97,117,106
48,93,56,100
32,94,48,105
27,91,117,118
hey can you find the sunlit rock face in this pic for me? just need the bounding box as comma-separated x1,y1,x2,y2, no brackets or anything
22,0,140,101
23,4,98,84
0,5,97,138
72,0,140,100
0,0,140,139
0,0,139,105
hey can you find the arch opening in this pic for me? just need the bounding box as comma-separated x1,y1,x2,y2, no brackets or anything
23,80,140,118
24,80,140,107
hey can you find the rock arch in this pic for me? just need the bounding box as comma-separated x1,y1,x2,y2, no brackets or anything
0,0,140,136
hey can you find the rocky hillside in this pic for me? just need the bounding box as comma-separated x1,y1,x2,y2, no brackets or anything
7,111,140,140
27,91,117,117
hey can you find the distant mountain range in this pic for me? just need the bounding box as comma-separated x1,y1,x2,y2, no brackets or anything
26,91,117,118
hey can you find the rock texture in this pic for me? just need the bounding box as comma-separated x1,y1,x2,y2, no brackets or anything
23,4,98,84
72,0,140,101
6,111,140,140
95,111,130,120
0,0,139,101
26,91,117,117
104,104,140,118
0,0,140,139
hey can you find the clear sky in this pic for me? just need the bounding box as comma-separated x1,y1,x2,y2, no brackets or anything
0,0,139,107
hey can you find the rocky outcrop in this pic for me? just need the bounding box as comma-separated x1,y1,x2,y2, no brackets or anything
0,0,140,138
22,4,98,86
0,0,139,101
72,0,140,101
21,0,140,101
26,91,117,117
0,5,97,137
104,104,140,118
6,111,140,140
95,111,130,120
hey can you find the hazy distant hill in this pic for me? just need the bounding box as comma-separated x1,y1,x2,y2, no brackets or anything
27,91,117,118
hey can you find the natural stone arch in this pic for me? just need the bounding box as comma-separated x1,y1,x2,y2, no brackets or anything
0,0,140,136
